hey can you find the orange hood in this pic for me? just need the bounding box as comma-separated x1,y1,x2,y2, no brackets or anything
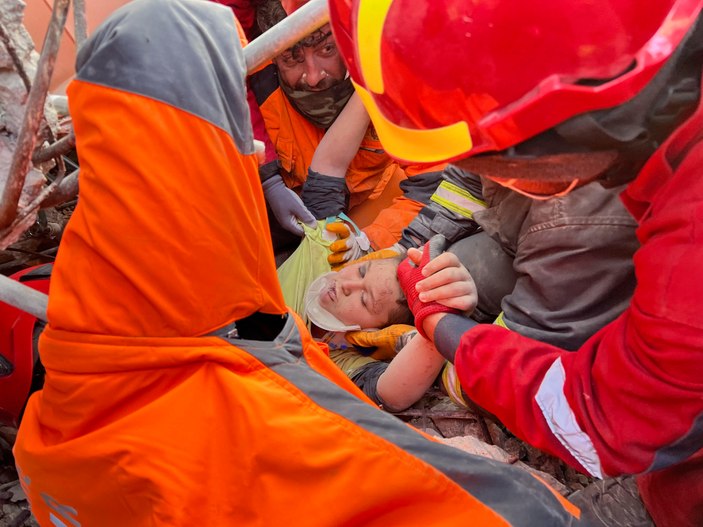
49,0,286,337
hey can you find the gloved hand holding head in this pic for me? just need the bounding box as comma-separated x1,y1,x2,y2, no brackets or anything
397,234,478,339
345,323,417,361
329,0,702,195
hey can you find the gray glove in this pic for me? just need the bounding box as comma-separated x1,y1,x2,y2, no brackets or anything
261,173,316,236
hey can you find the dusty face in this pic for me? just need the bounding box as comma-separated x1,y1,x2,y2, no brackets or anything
318,260,402,329
274,24,347,91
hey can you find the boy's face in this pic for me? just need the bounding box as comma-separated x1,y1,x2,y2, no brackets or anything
318,260,402,329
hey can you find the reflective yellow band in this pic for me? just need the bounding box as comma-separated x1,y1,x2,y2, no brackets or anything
356,0,392,94
354,82,473,164
493,312,509,329
431,180,487,219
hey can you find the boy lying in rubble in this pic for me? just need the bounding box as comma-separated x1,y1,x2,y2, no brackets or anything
301,237,476,413
280,88,482,412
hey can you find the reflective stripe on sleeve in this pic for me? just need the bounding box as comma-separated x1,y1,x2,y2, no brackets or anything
535,357,604,479
431,180,487,219
493,312,508,328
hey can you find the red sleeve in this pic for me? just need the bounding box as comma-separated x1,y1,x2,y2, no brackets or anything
454,121,703,479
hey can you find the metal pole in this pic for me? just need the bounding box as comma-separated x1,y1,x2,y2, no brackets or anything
0,0,70,229
32,130,75,165
0,274,47,321
0,21,32,92
39,168,79,209
243,0,329,74
73,0,88,48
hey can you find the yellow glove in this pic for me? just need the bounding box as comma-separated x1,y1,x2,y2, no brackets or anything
326,221,371,271
345,324,417,361
440,362,470,409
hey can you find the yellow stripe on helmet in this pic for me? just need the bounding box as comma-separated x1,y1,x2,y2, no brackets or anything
356,0,393,94
354,81,473,163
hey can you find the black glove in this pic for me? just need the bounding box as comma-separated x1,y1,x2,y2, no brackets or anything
300,168,349,220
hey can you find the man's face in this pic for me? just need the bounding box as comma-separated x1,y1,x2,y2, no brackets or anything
317,259,402,329
274,24,347,91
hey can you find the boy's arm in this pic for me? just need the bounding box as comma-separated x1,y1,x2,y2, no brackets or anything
333,333,445,413
301,93,370,219
376,334,446,412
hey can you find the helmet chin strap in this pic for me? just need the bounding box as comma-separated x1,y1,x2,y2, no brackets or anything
496,178,580,200
456,150,619,198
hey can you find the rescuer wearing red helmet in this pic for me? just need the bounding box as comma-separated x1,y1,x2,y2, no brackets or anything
11,1,591,525
330,1,703,525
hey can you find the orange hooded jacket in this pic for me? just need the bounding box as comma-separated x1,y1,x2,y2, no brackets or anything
14,1,585,525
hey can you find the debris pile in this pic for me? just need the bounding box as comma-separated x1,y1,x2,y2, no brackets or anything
0,0,70,275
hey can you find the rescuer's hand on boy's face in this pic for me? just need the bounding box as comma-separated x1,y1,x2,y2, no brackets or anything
406,249,477,314
397,235,465,339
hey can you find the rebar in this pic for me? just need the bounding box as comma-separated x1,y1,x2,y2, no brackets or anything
17,163,67,221
39,168,78,209
0,21,31,92
32,130,75,165
73,0,87,48
0,0,70,229
244,0,329,74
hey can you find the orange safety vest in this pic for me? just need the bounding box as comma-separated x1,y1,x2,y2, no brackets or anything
252,67,444,248
14,1,584,525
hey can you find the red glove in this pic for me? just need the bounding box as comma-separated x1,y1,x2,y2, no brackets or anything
396,234,459,339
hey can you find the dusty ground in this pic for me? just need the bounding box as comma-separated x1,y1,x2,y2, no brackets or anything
0,428,37,527
397,388,593,496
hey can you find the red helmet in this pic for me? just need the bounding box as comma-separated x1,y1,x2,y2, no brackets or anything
330,0,703,164
0,264,50,427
